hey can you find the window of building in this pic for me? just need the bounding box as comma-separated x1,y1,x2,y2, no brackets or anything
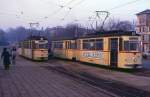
149,35,150,42
142,27,145,32
139,15,146,24
144,35,149,42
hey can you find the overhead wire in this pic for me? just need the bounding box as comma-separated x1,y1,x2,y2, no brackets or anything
46,0,76,18
86,0,143,30
15,0,84,26
61,7,72,21
1,0,143,28
39,0,58,6
31,0,77,25
60,0,85,21
107,0,142,11
36,0,143,28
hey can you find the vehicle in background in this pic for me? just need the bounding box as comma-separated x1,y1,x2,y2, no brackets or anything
143,51,150,59
18,36,48,61
51,31,142,69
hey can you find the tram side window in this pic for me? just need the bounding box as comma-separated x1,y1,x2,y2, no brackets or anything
82,39,103,50
54,42,63,49
95,39,103,50
77,40,81,50
32,42,36,49
89,40,95,50
23,42,26,48
19,43,22,48
65,42,69,49
26,42,30,49
29,41,32,49
70,42,76,49
83,40,90,50
130,42,139,51
24,42,29,48
124,41,140,51
124,41,130,51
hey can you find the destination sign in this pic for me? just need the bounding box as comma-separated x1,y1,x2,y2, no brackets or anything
82,51,103,59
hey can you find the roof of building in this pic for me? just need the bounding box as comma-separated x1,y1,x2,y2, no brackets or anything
136,9,150,15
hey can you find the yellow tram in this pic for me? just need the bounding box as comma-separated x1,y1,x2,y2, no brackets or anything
51,31,142,69
18,36,48,61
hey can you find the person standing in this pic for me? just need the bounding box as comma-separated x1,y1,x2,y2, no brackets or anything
1,48,11,70
11,47,17,64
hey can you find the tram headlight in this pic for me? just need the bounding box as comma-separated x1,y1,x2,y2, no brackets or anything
133,57,137,62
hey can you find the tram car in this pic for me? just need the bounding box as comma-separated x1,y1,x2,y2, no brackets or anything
51,31,142,69
18,36,48,61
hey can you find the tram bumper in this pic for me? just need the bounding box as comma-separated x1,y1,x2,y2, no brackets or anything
125,64,143,69
34,57,48,61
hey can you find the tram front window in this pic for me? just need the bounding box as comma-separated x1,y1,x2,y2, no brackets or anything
124,41,140,51
38,44,47,49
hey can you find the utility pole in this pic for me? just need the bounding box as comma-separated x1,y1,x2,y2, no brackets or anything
40,27,44,36
95,11,99,30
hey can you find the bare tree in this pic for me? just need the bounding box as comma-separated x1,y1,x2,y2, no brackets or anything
105,18,134,31
0,29,8,46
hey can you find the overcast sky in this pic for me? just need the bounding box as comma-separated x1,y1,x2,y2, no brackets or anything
0,0,149,30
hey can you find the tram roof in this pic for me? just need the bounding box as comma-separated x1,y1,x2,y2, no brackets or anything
52,30,140,41
51,37,76,41
26,36,47,40
79,30,140,39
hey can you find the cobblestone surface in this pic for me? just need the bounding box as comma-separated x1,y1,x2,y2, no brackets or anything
0,57,117,97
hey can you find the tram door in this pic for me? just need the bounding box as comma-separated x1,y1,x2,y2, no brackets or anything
109,38,118,68
65,41,68,58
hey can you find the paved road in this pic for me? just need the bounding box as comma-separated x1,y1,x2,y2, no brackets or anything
0,47,149,97
143,59,150,69
0,57,118,97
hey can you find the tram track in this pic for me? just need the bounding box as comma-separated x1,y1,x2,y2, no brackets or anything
41,62,150,97
41,65,117,97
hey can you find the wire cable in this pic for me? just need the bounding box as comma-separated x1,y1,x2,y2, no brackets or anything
46,0,76,18
108,0,142,11
60,0,85,21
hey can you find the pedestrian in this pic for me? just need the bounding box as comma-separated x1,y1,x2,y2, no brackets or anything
48,48,51,59
11,47,17,64
1,48,11,70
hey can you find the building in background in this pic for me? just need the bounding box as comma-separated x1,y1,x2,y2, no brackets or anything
136,9,150,58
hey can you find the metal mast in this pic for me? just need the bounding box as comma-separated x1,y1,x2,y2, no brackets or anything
95,11,110,31
29,22,39,36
